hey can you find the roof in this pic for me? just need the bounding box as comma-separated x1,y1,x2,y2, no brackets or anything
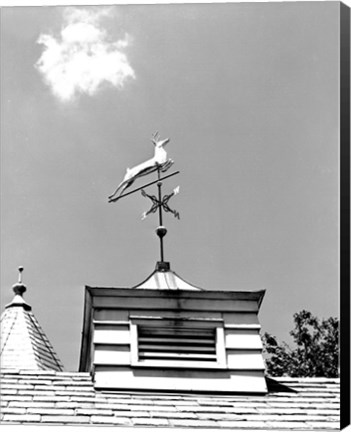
132,261,202,290
0,273,64,372
0,308,64,372
0,370,339,430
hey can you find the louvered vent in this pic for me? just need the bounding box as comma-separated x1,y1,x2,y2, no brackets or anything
138,326,217,362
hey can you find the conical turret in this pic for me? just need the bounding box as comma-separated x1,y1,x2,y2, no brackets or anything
1,267,64,371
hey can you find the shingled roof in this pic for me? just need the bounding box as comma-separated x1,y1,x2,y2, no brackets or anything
0,369,339,430
0,268,340,431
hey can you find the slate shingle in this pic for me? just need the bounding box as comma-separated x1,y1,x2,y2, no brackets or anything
1,304,63,372
0,370,340,430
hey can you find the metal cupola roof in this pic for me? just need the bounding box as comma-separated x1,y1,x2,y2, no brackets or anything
0,267,64,372
132,261,202,290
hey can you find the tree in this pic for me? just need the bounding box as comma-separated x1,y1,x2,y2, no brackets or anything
262,310,338,378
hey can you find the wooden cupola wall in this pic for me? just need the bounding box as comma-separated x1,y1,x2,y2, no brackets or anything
79,262,267,394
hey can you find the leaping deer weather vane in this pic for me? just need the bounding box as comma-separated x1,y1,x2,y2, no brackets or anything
108,132,180,263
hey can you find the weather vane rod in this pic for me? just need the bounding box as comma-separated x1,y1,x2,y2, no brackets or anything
108,132,180,264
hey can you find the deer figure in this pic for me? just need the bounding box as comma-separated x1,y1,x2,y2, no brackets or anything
108,132,174,202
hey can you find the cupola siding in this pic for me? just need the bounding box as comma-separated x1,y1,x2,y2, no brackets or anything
79,265,268,394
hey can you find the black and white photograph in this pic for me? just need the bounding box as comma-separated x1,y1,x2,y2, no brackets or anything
0,1,347,430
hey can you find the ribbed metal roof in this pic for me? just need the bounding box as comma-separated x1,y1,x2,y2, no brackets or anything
132,262,202,290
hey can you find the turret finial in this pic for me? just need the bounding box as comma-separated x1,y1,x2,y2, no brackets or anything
18,266,24,284
5,266,31,310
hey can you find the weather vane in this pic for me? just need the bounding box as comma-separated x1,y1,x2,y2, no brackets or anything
108,132,180,263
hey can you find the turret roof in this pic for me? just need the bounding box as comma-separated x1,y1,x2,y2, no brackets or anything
0,268,63,372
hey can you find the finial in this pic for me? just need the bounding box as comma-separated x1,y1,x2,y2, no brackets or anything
18,266,24,284
13,266,26,295
5,266,31,310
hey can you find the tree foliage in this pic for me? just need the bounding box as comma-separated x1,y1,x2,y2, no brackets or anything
262,310,338,378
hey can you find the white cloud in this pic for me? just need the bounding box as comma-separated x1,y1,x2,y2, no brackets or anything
36,7,135,102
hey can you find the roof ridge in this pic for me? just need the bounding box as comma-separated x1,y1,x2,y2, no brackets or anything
26,311,64,371
0,308,18,356
27,312,63,371
276,377,340,382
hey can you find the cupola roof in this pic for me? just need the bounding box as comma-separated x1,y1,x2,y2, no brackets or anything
132,261,202,290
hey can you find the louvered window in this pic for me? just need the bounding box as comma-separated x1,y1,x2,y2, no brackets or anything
130,317,226,369
138,326,216,362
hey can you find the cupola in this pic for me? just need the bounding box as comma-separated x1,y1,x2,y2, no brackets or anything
79,133,267,394
79,262,266,393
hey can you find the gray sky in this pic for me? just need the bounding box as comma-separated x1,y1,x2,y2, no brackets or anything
1,2,339,371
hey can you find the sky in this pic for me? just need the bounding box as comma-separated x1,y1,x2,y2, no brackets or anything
1,2,340,371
